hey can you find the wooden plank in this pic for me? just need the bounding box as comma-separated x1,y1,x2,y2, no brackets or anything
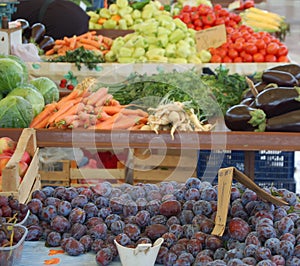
70,168,125,180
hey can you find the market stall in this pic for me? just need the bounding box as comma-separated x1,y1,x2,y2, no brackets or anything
0,0,300,266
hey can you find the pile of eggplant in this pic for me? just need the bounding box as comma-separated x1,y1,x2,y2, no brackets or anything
225,63,300,132
16,19,55,53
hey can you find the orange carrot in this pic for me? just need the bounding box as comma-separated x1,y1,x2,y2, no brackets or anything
59,114,79,125
95,94,113,107
48,101,77,124
48,249,65,256
106,98,120,106
93,112,121,129
56,95,83,110
69,35,77,50
57,89,82,106
54,102,85,123
77,43,98,51
129,123,146,130
45,48,55,56
102,36,113,47
29,103,57,128
86,87,108,106
121,108,148,117
110,114,142,130
79,38,101,49
101,105,125,116
44,258,60,265
96,110,111,121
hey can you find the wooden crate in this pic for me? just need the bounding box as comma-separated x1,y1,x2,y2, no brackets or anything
39,160,70,187
70,160,126,187
132,148,198,184
1,128,40,203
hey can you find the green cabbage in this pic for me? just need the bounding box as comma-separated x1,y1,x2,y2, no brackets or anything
0,54,28,82
29,77,59,104
0,95,34,128
7,85,45,117
0,58,26,95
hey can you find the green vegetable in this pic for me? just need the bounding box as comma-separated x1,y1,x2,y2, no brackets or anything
0,95,34,128
29,77,59,105
131,0,150,10
0,54,28,81
47,46,104,71
106,66,247,119
7,85,45,117
0,58,26,95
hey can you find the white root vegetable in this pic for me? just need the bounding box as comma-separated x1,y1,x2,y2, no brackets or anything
147,101,214,139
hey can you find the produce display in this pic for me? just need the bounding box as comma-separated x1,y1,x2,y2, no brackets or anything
5,177,297,265
29,78,149,130
0,55,59,128
0,136,31,191
225,63,300,132
45,31,113,59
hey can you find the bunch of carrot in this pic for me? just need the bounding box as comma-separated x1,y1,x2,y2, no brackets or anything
29,79,148,130
45,31,113,56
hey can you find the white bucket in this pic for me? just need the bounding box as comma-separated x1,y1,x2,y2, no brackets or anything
114,238,164,266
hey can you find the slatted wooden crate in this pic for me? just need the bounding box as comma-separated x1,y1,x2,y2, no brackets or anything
39,160,70,187
132,148,198,184
1,128,40,203
70,160,126,187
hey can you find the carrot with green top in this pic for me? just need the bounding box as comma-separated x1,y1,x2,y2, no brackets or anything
29,102,57,128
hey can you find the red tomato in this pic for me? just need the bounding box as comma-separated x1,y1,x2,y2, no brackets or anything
215,17,225,25
210,54,222,63
191,6,198,12
226,20,237,28
277,45,289,57
226,27,235,35
259,49,267,56
191,12,200,21
228,49,239,59
277,55,289,62
255,39,267,50
198,4,210,16
235,37,245,44
243,0,255,9
265,54,277,62
244,43,258,55
242,53,253,62
266,42,280,55
230,32,242,42
182,5,192,12
202,12,216,26
253,53,265,62
193,18,203,27
217,48,227,58
233,56,243,63
187,23,195,29
234,42,244,52
213,4,223,11
223,56,233,63
217,9,229,17
262,36,272,44
195,26,202,31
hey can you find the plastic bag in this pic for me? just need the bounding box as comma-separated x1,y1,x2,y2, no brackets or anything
11,43,42,62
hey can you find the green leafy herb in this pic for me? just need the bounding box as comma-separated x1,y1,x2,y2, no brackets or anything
47,47,105,71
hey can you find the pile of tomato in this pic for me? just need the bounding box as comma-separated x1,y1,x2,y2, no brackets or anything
175,3,289,63
209,25,289,63
174,4,242,31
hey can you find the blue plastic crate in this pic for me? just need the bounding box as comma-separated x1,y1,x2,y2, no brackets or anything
197,150,295,190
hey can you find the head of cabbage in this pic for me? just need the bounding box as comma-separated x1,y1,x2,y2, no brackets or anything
0,58,28,96
7,84,45,117
0,95,34,128
29,77,59,105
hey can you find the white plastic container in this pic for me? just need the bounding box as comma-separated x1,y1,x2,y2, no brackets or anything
114,238,164,266
0,223,28,266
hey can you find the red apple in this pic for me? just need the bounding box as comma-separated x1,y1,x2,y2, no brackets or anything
0,137,16,154
0,158,10,176
18,161,28,178
21,151,31,165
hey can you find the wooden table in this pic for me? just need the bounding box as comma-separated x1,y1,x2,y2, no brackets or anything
1,129,299,180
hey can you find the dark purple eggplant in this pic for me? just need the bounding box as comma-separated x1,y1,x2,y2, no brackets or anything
225,104,266,132
240,97,254,106
266,109,300,132
268,63,300,79
262,70,299,87
30,23,46,44
38,35,55,52
254,87,300,118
